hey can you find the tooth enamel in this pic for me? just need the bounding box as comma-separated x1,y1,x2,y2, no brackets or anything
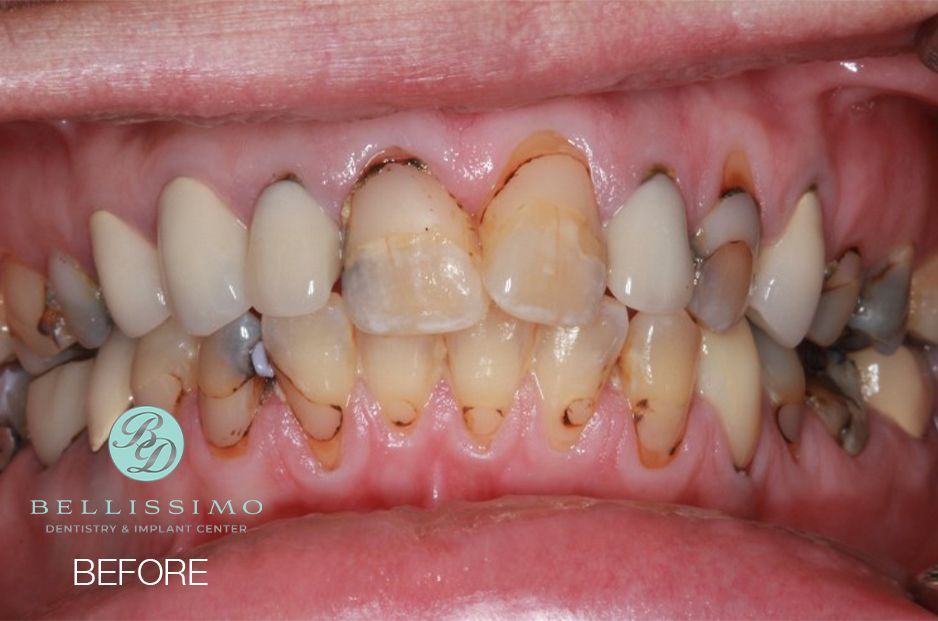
10,337,83,376
621,310,700,467
130,318,200,413
747,191,825,348
531,297,628,450
807,250,862,347
158,177,250,336
605,173,695,313
25,359,93,466
775,403,804,445
909,252,938,344
343,162,487,335
358,331,445,428
48,252,112,350
444,306,534,440
691,191,761,258
0,426,16,471
86,329,136,452
805,375,868,457
480,154,606,325
247,180,341,318
846,244,912,354
688,242,753,333
0,290,14,364
751,324,806,443
0,363,30,437
0,259,72,357
89,210,169,337
199,377,264,448
848,346,934,439
696,320,761,468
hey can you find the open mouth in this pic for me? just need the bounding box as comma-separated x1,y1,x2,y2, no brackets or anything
1,1,938,618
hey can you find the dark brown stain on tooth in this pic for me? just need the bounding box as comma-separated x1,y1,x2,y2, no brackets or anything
846,247,912,355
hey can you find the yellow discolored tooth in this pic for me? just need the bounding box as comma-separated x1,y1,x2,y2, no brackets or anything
848,346,934,439
48,252,112,350
621,310,700,467
199,377,264,449
247,180,341,318
343,162,487,335
445,306,534,441
696,320,762,468
158,177,250,337
0,259,73,357
908,252,938,344
26,359,93,466
130,318,200,414
86,329,136,452
480,154,605,326
89,210,169,338
807,250,862,347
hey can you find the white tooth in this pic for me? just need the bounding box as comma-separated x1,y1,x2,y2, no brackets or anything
158,177,250,336
130,318,200,414
0,259,72,357
86,330,136,452
247,180,341,318
532,297,629,450
343,162,487,335
849,346,934,439
0,289,14,363
90,210,169,337
605,173,695,313
480,154,606,326
908,252,938,344
747,191,825,348
696,320,762,468
48,252,112,349
26,359,93,466
691,191,761,258
807,250,862,347
199,377,264,448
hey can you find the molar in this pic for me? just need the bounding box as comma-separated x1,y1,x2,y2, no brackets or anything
807,250,861,347
26,358,93,466
87,329,136,452
48,252,112,349
0,259,74,357
844,244,912,354
849,346,934,439
130,318,200,414
908,251,938,344
751,324,806,443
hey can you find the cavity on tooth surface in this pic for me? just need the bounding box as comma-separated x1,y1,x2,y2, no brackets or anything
87,329,136,452
849,346,934,439
605,173,695,313
531,297,628,450
131,318,199,414
622,310,700,467
158,177,250,336
0,259,70,357
343,162,487,335
847,244,912,354
48,252,112,350
696,320,761,468
747,191,825,348
807,250,862,347
480,154,606,326
26,359,93,466
200,376,264,448
687,242,753,333
247,180,341,318
691,191,761,258
805,374,868,457
90,210,169,337
909,252,938,344
198,313,262,398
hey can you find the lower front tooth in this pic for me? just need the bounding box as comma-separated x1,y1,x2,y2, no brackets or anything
622,310,700,467
531,297,629,450
48,252,112,350
751,324,806,443
849,346,934,439
805,375,868,456
1,260,73,357
807,250,862,347
199,377,264,448
86,329,136,452
130,318,200,414
26,359,93,466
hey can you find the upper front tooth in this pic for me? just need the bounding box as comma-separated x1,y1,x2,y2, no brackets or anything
0,259,73,357
480,154,606,326
48,252,112,349
849,346,934,439
606,173,695,313
807,250,862,347
691,191,761,258
846,244,912,354
751,323,805,443
908,252,938,344
158,177,250,336
343,162,488,335
131,318,200,413
26,359,93,466
86,329,136,452
90,210,169,337
747,191,825,348
531,296,628,450
247,180,341,318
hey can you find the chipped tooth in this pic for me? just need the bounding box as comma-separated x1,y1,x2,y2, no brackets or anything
48,252,112,349
86,329,136,452
0,363,30,437
0,259,72,357
343,162,488,335
696,320,761,468
606,173,695,313
747,191,825,348
480,154,605,326
247,180,341,318
805,374,868,457
0,425,17,471
199,377,264,448
691,191,761,258
846,244,912,354
158,177,250,336
26,359,93,466
445,306,534,440
130,318,199,414
622,310,700,467
909,252,938,344
807,250,862,347
11,338,85,376
531,297,628,450
688,242,753,333
848,346,934,439
89,210,169,337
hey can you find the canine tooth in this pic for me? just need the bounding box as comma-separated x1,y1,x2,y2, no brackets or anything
0,260,72,357
481,154,605,325
846,245,912,354
807,251,862,347
747,191,825,348
86,330,136,452
606,174,695,313
696,320,761,468
89,211,169,337
48,252,112,349
10,338,84,376
158,177,250,336
805,375,868,457
849,346,934,439
26,359,93,466
247,180,341,317
130,318,199,413
622,310,700,467
0,363,30,437
0,425,17,471
691,191,761,258
343,162,487,335
909,252,938,344
532,297,628,450
688,242,753,333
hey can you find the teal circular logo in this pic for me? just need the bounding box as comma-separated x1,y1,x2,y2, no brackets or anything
108,406,184,482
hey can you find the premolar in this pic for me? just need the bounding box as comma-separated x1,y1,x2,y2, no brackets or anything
130,318,200,414
48,252,112,350
849,346,934,439
807,250,861,347
86,329,136,452
26,359,93,466
1,259,73,357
